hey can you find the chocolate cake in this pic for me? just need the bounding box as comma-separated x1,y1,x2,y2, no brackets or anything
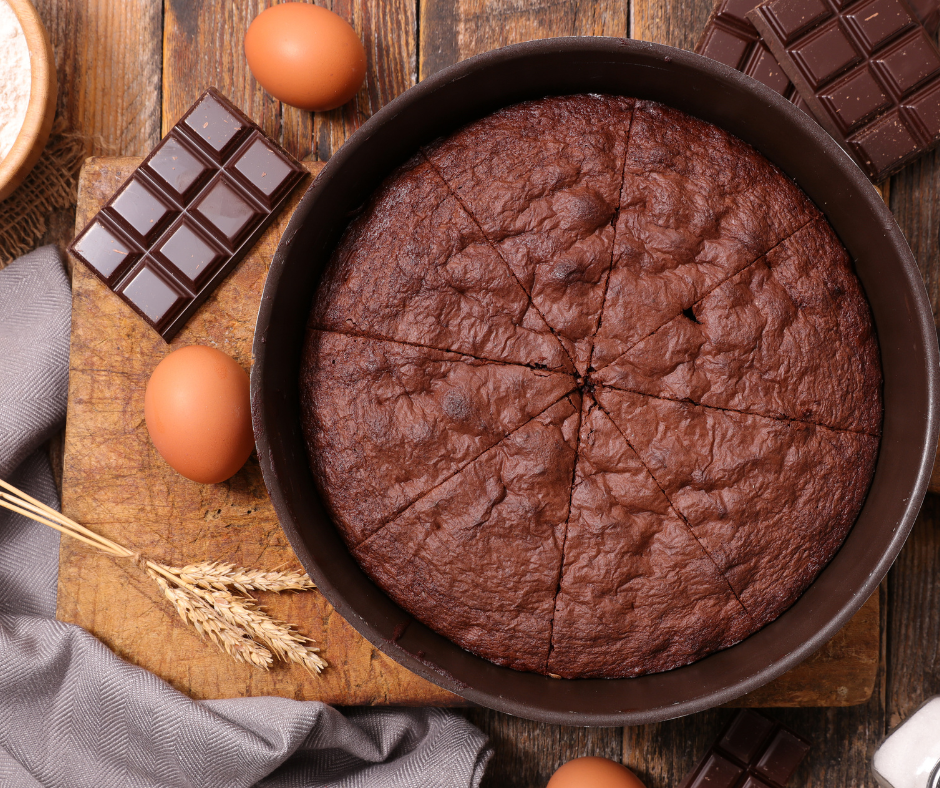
300,96,883,678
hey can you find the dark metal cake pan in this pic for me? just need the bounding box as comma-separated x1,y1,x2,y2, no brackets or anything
251,37,939,726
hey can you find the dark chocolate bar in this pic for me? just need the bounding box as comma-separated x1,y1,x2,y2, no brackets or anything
696,0,804,101
68,87,305,340
679,710,811,788
696,0,938,107
748,0,940,180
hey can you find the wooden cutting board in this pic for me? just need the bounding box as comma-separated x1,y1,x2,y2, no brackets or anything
58,157,881,707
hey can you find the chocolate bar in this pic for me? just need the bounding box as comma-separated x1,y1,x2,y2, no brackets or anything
679,710,811,788
696,0,805,102
748,0,940,180
696,0,938,108
69,87,305,340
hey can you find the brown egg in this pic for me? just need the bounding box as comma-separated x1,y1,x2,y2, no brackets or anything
144,345,255,484
548,757,646,788
244,3,366,112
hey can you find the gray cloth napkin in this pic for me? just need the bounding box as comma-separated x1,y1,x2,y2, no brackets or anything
0,247,491,788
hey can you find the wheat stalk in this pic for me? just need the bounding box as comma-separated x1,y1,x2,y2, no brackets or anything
154,577,274,669
167,561,316,593
0,478,327,673
188,584,326,674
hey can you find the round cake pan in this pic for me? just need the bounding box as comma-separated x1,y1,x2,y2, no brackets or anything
252,37,940,726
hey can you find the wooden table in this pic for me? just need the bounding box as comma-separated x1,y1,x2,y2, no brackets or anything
34,0,940,785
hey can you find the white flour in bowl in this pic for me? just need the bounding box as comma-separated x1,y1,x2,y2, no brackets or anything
0,0,32,164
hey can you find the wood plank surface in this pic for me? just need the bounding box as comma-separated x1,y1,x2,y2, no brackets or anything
41,0,940,784
163,0,415,162
891,155,940,325
32,0,162,157
887,494,940,729
309,0,416,160
419,0,628,80
58,158,458,705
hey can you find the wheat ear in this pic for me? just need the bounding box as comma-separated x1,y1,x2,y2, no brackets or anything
185,584,327,674
166,561,316,593
0,478,326,673
154,577,274,669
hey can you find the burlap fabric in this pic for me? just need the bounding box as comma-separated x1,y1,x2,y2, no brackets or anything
0,122,85,268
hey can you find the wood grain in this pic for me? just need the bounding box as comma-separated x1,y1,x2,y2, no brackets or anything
162,0,415,162
309,0,417,160
890,152,940,323
929,441,940,494
730,590,882,707
162,0,281,145
31,0,162,156
894,153,940,495
631,0,713,50
58,157,458,705
887,495,940,729
418,0,628,80
467,709,622,787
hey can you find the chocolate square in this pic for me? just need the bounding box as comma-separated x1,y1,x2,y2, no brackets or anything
820,66,892,132
143,133,215,203
181,90,251,162
754,730,812,786
153,217,227,289
229,132,299,204
874,28,940,94
760,0,830,42
903,79,940,137
117,259,187,330
192,174,264,248
106,175,179,246
746,45,794,91
718,709,776,764
845,0,915,50
70,217,141,286
790,22,861,87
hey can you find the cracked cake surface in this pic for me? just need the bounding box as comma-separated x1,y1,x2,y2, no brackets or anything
300,95,883,678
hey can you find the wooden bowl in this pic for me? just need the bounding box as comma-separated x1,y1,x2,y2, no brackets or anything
0,0,57,202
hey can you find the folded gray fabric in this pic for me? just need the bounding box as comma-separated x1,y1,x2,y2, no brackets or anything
0,247,491,788
0,247,72,481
